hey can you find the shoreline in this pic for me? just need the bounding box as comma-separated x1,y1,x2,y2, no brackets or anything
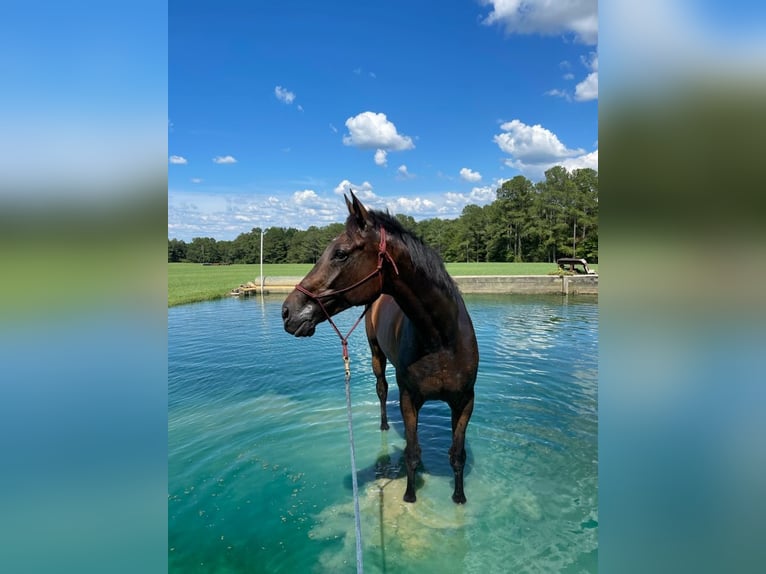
228,274,598,298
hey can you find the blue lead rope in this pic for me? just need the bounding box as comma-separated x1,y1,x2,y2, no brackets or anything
344,364,364,573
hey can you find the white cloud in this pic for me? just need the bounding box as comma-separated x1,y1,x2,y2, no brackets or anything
480,0,598,45
212,155,237,164
493,119,597,179
396,165,415,180
274,85,296,104
342,111,415,151
547,51,597,102
574,71,598,101
574,53,598,101
494,119,582,163
333,179,376,202
389,196,436,214
297,104,304,112
374,149,388,166
459,167,482,182
469,185,497,203
329,123,338,133
545,88,571,101
559,149,599,172
190,177,202,184
169,155,187,165
293,189,319,204
168,182,507,240
442,184,497,210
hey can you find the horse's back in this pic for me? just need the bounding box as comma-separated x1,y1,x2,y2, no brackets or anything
366,295,405,369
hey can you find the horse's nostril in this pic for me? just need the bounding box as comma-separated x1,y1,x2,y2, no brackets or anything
282,305,289,320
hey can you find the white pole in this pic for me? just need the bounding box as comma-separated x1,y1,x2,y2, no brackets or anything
260,229,265,292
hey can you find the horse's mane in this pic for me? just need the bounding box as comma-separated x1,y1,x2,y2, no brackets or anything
358,209,461,300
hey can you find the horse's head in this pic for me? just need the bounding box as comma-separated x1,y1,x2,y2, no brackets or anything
282,191,393,337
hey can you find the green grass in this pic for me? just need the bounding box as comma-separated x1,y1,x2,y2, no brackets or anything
168,263,311,307
168,261,597,307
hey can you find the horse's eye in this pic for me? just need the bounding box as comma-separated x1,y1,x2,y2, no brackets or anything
333,249,348,261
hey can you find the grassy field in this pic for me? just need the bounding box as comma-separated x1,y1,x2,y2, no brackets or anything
168,261,596,307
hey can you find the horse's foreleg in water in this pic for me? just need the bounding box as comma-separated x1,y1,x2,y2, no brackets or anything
399,389,423,503
449,393,475,504
368,337,389,430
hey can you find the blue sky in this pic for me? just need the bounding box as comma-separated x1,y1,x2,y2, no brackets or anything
169,0,599,240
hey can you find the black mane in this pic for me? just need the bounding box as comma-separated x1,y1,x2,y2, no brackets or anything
356,209,460,300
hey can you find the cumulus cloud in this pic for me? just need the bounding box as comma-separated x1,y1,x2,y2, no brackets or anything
443,184,497,210
459,167,482,182
293,189,320,205
333,179,376,201
342,111,415,151
493,119,597,179
480,0,598,45
374,149,388,166
389,196,436,214
494,119,583,163
169,155,187,165
574,53,598,101
212,155,237,164
574,72,598,101
274,85,296,104
559,149,599,172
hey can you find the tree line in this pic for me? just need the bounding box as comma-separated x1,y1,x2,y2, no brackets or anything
168,166,597,264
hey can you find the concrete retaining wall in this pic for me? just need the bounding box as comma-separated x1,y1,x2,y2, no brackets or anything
236,274,598,296
454,274,598,295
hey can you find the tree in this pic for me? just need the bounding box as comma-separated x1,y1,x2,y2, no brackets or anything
496,175,535,261
168,238,187,262
572,168,599,261
456,204,488,262
186,237,220,263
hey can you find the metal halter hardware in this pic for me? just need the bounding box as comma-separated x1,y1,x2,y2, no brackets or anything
294,227,399,375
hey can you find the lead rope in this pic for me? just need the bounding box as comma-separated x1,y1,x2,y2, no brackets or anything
344,364,364,574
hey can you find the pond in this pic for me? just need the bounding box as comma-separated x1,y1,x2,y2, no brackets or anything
169,294,598,573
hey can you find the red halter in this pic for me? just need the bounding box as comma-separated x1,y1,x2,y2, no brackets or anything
294,227,399,374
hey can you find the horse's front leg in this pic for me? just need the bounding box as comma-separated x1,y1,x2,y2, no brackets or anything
449,393,474,504
399,389,422,503
368,336,389,430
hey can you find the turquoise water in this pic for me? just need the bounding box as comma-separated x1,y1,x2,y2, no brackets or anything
169,294,598,573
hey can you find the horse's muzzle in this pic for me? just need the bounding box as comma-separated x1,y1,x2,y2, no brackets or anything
282,292,318,337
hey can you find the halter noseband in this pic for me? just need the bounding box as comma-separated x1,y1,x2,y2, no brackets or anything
294,227,399,373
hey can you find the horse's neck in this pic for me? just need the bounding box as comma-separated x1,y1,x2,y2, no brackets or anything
386,252,458,346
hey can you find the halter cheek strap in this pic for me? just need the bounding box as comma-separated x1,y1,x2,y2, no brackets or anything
294,227,399,374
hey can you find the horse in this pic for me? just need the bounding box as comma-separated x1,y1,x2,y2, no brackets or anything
282,191,479,504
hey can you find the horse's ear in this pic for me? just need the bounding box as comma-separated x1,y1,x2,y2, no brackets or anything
347,189,370,229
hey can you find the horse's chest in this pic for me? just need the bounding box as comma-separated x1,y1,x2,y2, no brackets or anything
398,351,462,397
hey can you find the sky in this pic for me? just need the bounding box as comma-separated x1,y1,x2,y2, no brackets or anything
168,0,601,240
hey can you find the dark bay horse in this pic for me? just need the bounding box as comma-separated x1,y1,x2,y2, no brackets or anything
282,192,478,504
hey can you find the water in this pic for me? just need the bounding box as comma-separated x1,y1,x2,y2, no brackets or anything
169,294,598,573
